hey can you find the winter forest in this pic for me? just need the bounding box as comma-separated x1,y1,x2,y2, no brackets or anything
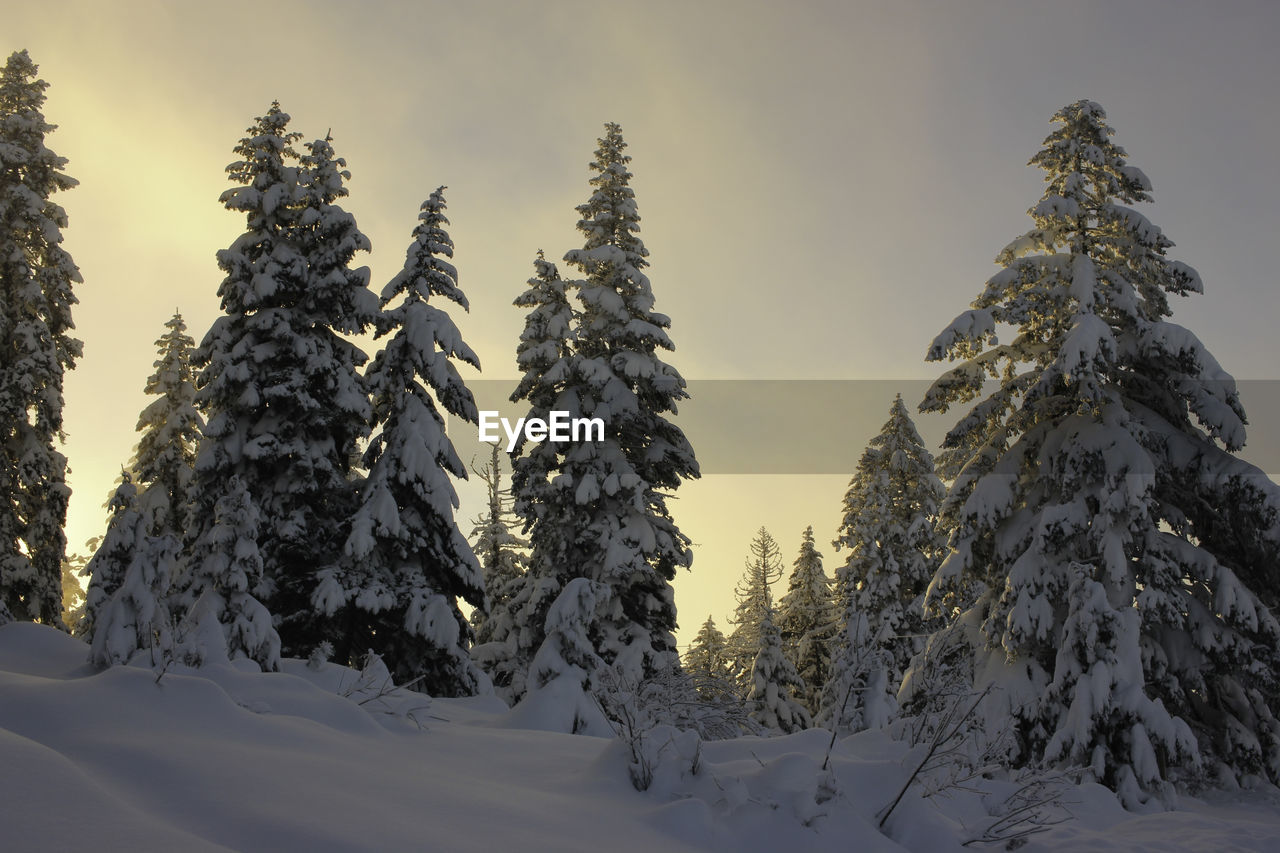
6,5,1280,850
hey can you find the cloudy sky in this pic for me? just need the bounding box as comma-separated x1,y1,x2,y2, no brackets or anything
10,0,1280,647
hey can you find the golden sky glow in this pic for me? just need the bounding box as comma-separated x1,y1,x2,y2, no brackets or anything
8,1,1280,648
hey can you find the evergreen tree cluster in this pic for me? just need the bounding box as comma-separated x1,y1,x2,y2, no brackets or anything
61,108,702,714
677,101,1280,800
473,124,700,722
65,102,488,695
682,403,943,737
6,46,1280,804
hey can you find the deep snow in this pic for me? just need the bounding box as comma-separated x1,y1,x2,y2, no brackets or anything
2,621,1278,852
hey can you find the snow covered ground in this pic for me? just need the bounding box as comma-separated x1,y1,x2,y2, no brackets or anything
3,621,1278,852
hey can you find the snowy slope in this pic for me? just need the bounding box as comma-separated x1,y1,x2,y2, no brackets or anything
2,622,1278,852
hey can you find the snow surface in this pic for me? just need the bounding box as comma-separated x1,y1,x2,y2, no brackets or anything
3,622,1279,852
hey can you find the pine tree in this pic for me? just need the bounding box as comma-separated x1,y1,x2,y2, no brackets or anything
821,394,946,730
130,312,203,541
190,107,375,659
522,576,616,735
79,313,204,662
683,614,734,701
748,607,811,734
777,526,836,715
559,121,700,680
478,252,574,703
726,527,784,695
181,475,279,670
0,50,82,625
60,547,87,633
510,125,699,710
470,442,528,645
84,473,174,667
336,187,487,696
920,100,1280,799
126,311,204,627
80,481,139,643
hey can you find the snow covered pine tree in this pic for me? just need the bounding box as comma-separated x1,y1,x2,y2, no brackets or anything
80,476,143,646
336,187,488,696
83,472,175,668
777,526,836,715
469,442,529,645
60,547,88,632
181,474,279,671
473,252,572,702
920,100,1280,802
749,606,811,733
131,312,203,611
189,106,375,660
683,615,734,701
822,395,946,732
83,313,205,668
506,124,699,720
0,50,82,626
726,527,788,696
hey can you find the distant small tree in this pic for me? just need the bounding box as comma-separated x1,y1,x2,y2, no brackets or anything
130,312,203,544
60,545,91,635
181,475,279,670
821,394,946,731
470,442,528,645
726,527,784,694
85,473,175,668
777,526,837,714
748,607,811,734
683,614,734,700
80,478,142,642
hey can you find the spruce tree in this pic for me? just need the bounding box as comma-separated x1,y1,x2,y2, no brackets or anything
190,108,375,659
84,473,175,667
469,442,528,645
127,311,204,623
130,312,203,541
60,548,88,633
0,50,82,625
479,252,574,703
511,125,699,709
683,614,734,701
726,527,784,695
748,607,811,734
81,313,205,663
821,394,946,730
777,526,836,715
181,475,279,671
920,100,1280,799
80,478,141,643
561,121,700,680
336,187,486,696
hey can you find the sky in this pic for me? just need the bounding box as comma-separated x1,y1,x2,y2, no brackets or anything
8,0,1280,650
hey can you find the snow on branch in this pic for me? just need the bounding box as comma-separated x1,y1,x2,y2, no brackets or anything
927,309,996,362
